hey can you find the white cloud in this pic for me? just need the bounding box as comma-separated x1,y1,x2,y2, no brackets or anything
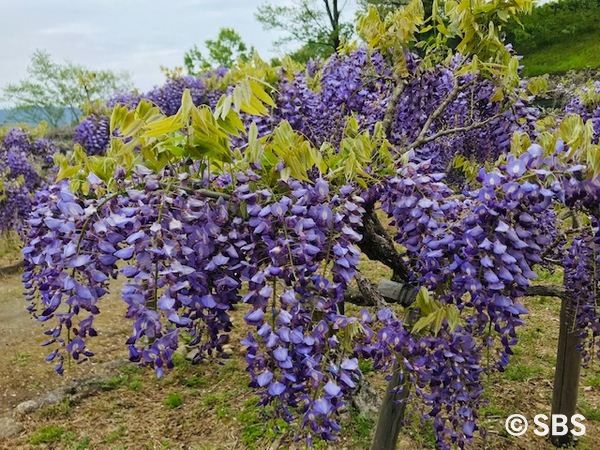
37,23,106,36
0,0,288,106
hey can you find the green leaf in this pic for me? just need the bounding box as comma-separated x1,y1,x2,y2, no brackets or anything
56,164,82,182
412,313,437,334
249,79,276,107
142,115,183,138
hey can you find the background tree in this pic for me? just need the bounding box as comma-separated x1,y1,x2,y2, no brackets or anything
184,28,253,74
1,50,131,128
255,0,354,62
358,0,410,16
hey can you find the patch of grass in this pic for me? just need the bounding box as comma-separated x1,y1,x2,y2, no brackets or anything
535,268,562,284
105,425,126,444
29,425,72,445
504,364,536,381
73,437,91,450
217,358,240,381
120,363,145,376
202,392,229,409
586,373,600,388
408,415,437,449
10,351,30,365
184,374,207,388
579,402,600,422
216,402,231,419
128,378,143,391
101,375,126,391
172,352,192,370
349,411,373,447
38,398,74,419
480,404,507,417
164,392,183,409
358,359,374,374
238,401,289,449
0,232,21,261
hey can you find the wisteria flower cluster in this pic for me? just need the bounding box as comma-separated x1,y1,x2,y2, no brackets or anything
0,127,55,233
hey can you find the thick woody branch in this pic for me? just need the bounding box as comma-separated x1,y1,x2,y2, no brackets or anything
541,227,584,260
357,209,410,282
344,281,568,308
523,285,567,300
355,271,388,310
0,261,24,277
381,79,406,138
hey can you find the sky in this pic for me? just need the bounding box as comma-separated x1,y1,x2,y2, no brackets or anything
0,0,358,106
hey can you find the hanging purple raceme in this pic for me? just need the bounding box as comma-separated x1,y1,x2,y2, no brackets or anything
237,178,365,442
0,128,55,233
145,76,207,116
73,114,110,156
563,228,600,365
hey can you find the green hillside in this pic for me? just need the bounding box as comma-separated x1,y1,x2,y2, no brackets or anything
521,31,600,76
506,0,600,76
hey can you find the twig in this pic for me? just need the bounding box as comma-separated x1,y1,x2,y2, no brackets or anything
409,79,473,149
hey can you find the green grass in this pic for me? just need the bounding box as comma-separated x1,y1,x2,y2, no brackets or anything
585,373,600,388
39,398,74,419
164,392,183,409
407,414,437,449
29,426,72,445
201,392,230,409
184,374,207,388
579,402,600,422
105,425,126,444
101,375,126,391
237,397,289,449
504,362,541,382
521,32,600,76
349,411,374,447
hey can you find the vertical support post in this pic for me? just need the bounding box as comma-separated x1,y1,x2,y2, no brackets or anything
550,296,581,447
370,359,410,450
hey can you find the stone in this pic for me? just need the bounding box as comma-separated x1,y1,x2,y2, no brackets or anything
15,388,69,414
0,417,24,439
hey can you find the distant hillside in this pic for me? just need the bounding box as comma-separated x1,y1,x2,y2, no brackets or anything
0,109,12,125
0,107,80,127
506,0,600,76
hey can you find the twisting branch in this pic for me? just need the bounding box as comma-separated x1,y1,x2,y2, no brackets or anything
358,207,411,283
541,227,584,260
354,270,389,310
381,79,406,138
162,184,231,200
407,111,505,151
409,79,473,148
357,71,411,283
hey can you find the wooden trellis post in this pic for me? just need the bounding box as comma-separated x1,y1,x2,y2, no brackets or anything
550,295,582,447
